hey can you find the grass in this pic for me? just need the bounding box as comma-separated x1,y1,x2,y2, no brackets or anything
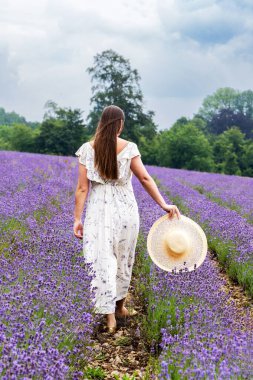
0,217,30,258
83,366,106,379
33,206,54,225
49,195,62,210
113,372,140,380
0,217,29,237
113,336,132,346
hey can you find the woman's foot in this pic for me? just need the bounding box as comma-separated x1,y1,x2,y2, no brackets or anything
115,305,130,317
115,305,138,317
105,313,117,333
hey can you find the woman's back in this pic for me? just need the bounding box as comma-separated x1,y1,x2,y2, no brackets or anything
75,139,141,187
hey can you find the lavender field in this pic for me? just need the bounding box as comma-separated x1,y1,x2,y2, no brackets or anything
163,168,253,224
1,150,253,379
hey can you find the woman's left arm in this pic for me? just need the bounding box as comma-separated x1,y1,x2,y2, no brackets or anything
73,163,90,239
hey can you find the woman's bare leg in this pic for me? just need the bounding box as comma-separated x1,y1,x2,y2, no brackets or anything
116,296,126,311
106,312,116,327
115,297,130,316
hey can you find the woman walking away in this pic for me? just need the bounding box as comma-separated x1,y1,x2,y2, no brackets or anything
73,105,181,333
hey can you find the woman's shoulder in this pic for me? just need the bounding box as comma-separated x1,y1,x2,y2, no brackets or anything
119,140,141,160
118,139,137,149
117,138,130,145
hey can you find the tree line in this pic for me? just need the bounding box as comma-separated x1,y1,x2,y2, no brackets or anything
0,49,253,177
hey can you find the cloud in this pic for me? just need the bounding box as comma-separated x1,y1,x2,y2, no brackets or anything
140,0,253,118
0,0,252,129
0,45,18,97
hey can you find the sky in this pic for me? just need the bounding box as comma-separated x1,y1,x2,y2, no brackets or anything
0,0,253,130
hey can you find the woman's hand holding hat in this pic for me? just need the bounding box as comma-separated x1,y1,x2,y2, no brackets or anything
161,203,181,220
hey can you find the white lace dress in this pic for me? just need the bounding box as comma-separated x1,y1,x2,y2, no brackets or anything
75,141,141,314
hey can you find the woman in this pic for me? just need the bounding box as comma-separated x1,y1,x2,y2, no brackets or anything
73,105,181,333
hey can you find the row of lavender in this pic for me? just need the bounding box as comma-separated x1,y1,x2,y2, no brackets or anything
144,165,253,299
132,174,253,379
0,151,98,379
165,168,253,224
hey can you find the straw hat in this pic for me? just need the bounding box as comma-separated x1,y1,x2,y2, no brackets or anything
147,214,208,273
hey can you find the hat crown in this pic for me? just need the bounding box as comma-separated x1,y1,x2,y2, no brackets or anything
164,230,189,255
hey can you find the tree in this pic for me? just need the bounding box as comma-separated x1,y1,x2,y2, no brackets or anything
35,101,88,155
208,108,253,138
10,124,37,152
235,90,253,119
0,107,40,129
85,49,157,143
223,148,241,175
0,107,27,125
0,125,14,150
198,87,239,122
169,117,189,131
191,115,209,135
198,87,253,139
157,122,214,171
212,127,247,174
138,134,160,165
241,140,253,177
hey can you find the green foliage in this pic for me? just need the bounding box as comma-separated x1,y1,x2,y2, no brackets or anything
113,336,132,346
85,49,158,144
241,140,253,177
223,149,241,175
0,107,40,129
35,101,88,155
199,87,239,121
0,123,39,152
0,125,14,150
138,135,160,165
212,127,248,175
83,366,106,379
157,121,215,171
198,87,253,138
113,371,140,380
0,107,27,125
11,123,38,152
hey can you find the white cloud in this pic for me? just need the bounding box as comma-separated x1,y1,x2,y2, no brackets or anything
0,0,252,129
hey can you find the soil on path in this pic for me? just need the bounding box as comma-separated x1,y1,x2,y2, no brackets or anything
88,284,151,380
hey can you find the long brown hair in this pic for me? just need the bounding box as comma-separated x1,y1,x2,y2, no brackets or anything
91,105,125,180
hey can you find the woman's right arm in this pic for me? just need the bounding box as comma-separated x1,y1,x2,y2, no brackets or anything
130,155,181,219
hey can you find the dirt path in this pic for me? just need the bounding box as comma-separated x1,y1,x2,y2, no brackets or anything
89,283,151,380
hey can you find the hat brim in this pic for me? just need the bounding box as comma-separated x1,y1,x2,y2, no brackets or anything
147,214,208,273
